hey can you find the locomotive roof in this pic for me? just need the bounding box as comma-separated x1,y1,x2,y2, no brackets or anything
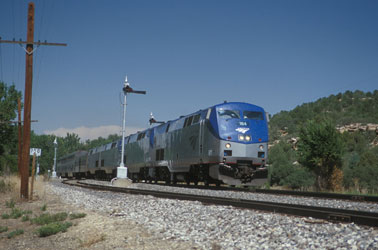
126,102,264,137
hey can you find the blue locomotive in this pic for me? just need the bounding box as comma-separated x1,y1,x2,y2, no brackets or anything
57,102,269,186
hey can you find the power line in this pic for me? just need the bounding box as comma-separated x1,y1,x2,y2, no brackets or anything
11,0,16,84
0,44,3,81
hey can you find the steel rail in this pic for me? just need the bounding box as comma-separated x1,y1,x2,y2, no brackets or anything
137,182,378,203
254,189,378,203
62,180,378,228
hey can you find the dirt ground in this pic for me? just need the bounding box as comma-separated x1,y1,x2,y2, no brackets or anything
0,176,200,250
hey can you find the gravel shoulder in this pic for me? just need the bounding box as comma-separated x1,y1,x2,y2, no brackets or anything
0,178,199,250
51,180,378,249
1,178,378,249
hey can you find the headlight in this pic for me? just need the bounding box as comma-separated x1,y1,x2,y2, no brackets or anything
225,143,231,148
245,135,251,141
238,134,245,141
259,145,264,151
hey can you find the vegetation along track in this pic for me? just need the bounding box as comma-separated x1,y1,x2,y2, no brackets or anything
63,180,378,228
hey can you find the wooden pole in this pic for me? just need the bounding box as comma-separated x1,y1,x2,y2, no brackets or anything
30,153,36,200
20,2,35,199
0,2,66,199
17,98,22,177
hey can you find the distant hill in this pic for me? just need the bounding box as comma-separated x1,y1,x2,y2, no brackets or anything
269,90,378,140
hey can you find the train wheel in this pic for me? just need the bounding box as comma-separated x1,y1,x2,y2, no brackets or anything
131,174,137,183
171,173,177,185
185,173,191,185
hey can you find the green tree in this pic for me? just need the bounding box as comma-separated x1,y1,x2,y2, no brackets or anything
0,82,22,175
343,148,378,193
83,134,120,150
59,133,83,156
31,133,84,174
30,132,56,174
268,141,314,190
297,119,344,191
356,148,378,193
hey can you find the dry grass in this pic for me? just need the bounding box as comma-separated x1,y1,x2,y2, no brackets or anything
0,175,19,202
79,233,107,248
0,175,49,202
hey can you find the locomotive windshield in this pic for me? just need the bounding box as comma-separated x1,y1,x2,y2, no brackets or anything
217,109,240,119
243,111,264,120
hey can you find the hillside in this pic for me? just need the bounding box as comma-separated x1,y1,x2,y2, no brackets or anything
267,89,378,192
269,90,378,140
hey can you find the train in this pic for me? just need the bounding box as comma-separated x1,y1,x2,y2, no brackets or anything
57,102,269,186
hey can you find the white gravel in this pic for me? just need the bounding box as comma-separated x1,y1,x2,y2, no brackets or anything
49,181,378,250
127,182,378,213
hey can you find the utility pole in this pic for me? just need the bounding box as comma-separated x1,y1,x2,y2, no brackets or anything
17,98,22,178
0,2,67,199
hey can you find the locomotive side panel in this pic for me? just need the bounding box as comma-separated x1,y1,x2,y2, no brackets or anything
126,133,147,173
87,148,99,175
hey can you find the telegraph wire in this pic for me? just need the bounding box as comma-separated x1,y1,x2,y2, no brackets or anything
0,44,3,82
14,0,25,90
34,0,46,89
11,0,16,84
34,0,57,92
36,0,46,41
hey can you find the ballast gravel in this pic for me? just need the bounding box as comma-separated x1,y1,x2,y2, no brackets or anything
49,181,378,250
128,182,378,213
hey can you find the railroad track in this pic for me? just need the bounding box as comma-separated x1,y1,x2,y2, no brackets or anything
62,180,378,228
137,182,378,203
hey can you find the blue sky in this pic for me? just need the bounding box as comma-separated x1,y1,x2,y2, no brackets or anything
1,0,377,141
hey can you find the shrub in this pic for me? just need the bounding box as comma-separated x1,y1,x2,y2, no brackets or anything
22,215,30,222
0,179,13,193
31,212,68,225
297,119,344,191
2,213,10,219
5,199,15,208
2,208,30,220
41,204,47,211
7,229,24,239
343,148,378,193
70,213,86,220
23,210,32,215
10,208,23,219
268,141,298,186
36,222,72,237
0,226,8,233
281,166,315,190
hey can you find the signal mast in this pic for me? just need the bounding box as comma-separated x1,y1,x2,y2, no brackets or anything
117,76,146,179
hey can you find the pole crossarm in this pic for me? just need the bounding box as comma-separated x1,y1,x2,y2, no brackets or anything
0,38,67,47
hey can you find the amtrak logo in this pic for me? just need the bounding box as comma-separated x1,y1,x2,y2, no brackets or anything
235,127,250,134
